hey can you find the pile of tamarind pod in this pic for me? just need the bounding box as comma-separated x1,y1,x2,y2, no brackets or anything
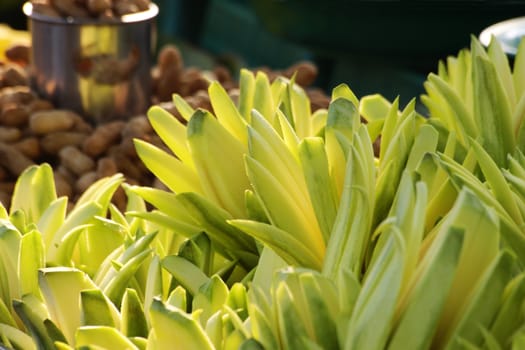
30,0,152,20
0,43,330,210
152,45,330,119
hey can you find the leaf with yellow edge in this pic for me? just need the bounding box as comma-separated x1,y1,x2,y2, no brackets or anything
172,93,195,121
513,37,525,101
388,227,464,350
248,111,312,217
148,298,214,350
187,109,250,218
299,137,338,242
331,83,359,108
345,231,405,350
244,155,325,262
36,197,67,252
10,164,56,224
229,219,322,270
426,73,475,144
134,139,202,194
431,188,501,348
121,288,148,338
46,202,102,265
39,267,98,345
19,229,44,300
490,273,525,347
441,251,515,349
472,53,515,168
80,289,121,328
74,173,123,211
324,97,360,198
488,35,516,108
253,71,274,124
287,80,312,138
0,323,36,350
359,93,390,141
471,138,524,226
147,105,194,167
238,68,255,121
75,326,139,350
209,80,248,145
192,275,229,326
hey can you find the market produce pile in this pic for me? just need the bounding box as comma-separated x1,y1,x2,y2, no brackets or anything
29,0,152,20
1,30,525,350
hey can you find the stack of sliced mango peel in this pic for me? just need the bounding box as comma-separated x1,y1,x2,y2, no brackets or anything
1,36,525,349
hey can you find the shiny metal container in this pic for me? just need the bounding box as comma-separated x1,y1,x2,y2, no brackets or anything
23,2,158,124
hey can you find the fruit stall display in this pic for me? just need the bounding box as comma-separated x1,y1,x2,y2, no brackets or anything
1,2,525,350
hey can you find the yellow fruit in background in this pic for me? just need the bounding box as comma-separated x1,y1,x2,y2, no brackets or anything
0,23,30,61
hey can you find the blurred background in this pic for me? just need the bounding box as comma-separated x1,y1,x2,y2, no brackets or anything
2,0,525,107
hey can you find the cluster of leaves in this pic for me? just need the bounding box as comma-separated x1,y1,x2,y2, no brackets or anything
0,36,525,349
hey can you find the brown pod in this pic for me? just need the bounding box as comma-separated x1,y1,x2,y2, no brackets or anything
284,61,318,87
150,66,161,96
2,65,29,87
0,165,8,182
0,86,35,105
58,145,96,176
118,136,139,158
121,115,152,139
86,0,112,15
28,99,55,114
156,66,180,102
184,92,212,112
5,45,31,66
158,45,183,72
56,165,75,186
113,0,139,16
31,3,62,17
157,101,184,123
71,114,94,133
130,0,150,11
96,156,118,178
75,171,99,193
0,104,30,127
180,69,209,97
307,88,331,111
109,150,143,180
13,137,41,159
98,8,117,21
53,171,73,198
40,131,88,154
147,134,168,152
221,80,237,92
52,0,90,17
111,185,127,211
29,110,76,135
0,191,10,208
213,65,232,84
124,177,140,186
82,120,124,157
0,181,15,195
0,142,35,176
0,127,22,143
193,89,213,111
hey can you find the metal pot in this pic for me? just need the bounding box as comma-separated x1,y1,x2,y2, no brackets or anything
23,2,158,124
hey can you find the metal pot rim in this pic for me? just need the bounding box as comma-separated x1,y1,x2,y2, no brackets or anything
22,2,159,26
